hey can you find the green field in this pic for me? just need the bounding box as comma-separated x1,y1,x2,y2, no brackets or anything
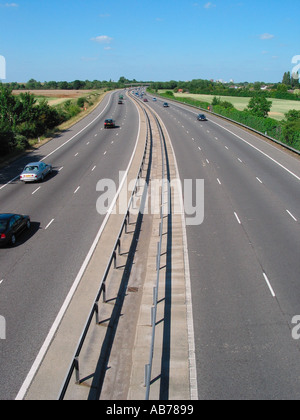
167,92,300,121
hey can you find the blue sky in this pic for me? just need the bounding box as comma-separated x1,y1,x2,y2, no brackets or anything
0,0,299,83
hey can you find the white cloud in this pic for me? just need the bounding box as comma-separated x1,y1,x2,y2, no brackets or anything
91,35,113,44
0,3,18,7
204,2,216,8
260,33,275,40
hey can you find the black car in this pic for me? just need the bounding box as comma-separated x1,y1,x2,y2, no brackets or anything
0,213,31,246
163,102,169,107
104,119,116,128
197,114,207,121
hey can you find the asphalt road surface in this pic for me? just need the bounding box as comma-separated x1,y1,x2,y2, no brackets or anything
0,90,139,400
146,95,300,400
1,89,300,400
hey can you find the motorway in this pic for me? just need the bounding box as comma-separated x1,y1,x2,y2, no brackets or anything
0,90,139,400
1,88,300,400
145,95,300,399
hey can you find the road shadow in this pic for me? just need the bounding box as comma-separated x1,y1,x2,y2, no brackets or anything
0,221,41,249
159,133,172,400
86,125,153,400
0,151,61,186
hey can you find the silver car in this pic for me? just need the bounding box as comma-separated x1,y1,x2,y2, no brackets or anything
20,162,52,183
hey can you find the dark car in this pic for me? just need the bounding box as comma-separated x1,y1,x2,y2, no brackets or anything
0,213,31,246
197,114,207,121
104,119,116,128
163,102,169,107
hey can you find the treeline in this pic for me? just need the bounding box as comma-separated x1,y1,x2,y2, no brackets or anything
149,78,300,101
5,76,144,91
154,90,300,151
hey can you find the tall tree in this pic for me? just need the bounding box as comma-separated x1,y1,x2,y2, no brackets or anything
247,95,272,118
282,72,291,86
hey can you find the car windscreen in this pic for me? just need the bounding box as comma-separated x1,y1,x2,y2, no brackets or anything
0,220,8,232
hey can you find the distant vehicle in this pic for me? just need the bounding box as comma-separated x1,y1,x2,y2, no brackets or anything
143,98,148,102
197,114,207,121
163,102,169,107
118,99,123,104
119,95,124,100
20,162,52,183
0,213,31,246
153,98,157,101
104,118,116,128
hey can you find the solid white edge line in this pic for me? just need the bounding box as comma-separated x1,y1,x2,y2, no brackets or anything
209,119,300,182
15,93,141,401
171,100,300,182
41,94,112,162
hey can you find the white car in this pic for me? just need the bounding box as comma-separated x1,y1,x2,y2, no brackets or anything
20,162,52,183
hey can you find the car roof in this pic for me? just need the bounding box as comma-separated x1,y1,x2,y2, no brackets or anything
25,162,43,166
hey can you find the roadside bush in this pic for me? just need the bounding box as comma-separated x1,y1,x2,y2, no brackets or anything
13,134,29,151
160,92,210,110
77,97,85,108
281,110,300,148
164,91,175,98
16,121,38,138
212,105,282,139
0,122,14,154
212,96,234,109
63,100,81,118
